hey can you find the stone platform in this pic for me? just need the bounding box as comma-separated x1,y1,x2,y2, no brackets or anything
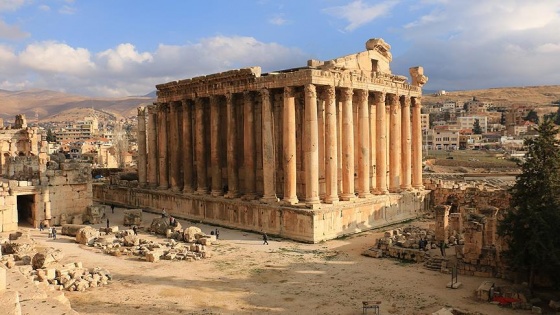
94,184,429,243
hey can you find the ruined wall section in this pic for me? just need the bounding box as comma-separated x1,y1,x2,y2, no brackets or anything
0,157,93,231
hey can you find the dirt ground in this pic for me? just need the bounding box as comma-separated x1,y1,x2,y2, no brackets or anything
17,207,521,315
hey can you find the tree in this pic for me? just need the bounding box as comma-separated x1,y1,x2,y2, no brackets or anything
46,129,56,143
498,120,560,290
472,119,483,134
524,109,539,124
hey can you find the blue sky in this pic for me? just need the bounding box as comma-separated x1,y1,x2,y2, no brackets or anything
1,0,560,97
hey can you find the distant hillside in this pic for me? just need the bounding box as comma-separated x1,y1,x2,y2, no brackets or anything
423,85,560,107
0,89,155,122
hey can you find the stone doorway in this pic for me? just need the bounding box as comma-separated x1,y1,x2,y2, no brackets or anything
17,194,36,226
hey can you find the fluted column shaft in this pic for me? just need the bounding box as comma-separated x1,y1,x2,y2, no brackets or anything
341,88,355,200
195,98,207,193
389,94,401,192
282,87,298,205
324,86,339,203
369,95,377,194
181,100,194,193
357,90,370,197
304,84,320,205
243,92,257,199
137,107,147,186
157,103,169,189
210,96,223,196
375,92,388,194
225,93,239,198
401,96,412,190
260,89,278,203
412,97,423,188
168,102,181,191
147,106,158,187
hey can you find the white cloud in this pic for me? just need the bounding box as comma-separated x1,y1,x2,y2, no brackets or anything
38,5,50,11
58,4,75,14
0,19,29,39
323,0,399,31
393,0,560,90
19,41,95,75
269,15,287,26
0,36,308,97
97,43,153,72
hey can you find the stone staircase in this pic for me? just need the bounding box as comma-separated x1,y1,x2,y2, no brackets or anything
424,256,448,272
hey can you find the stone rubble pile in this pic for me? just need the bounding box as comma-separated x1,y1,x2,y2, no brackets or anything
74,219,215,263
19,262,112,292
0,237,111,292
364,225,437,262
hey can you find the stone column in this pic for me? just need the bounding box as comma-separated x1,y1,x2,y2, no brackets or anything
195,98,208,194
147,105,158,187
412,97,423,189
369,94,377,194
388,94,401,192
137,106,147,187
209,96,223,196
356,90,370,197
340,88,355,201
225,93,239,198
157,103,169,189
401,96,412,190
260,89,278,203
243,91,257,200
375,92,388,194
304,84,320,206
318,96,326,198
168,101,181,191
282,86,298,205
182,100,194,193
43,186,51,221
324,86,339,203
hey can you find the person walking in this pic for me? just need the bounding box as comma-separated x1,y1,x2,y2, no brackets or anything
132,225,138,235
215,228,220,240
51,227,57,240
39,221,44,231
439,240,446,256
262,232,269,245
111,204,115,213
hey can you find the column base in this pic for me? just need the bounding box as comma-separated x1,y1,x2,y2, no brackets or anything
211,190,223,197
196,188,208,195
260,195,279,203
324,196,339,204
413,185,424,190
340,193,357,201
225,191,239,199
375,189,388,195
171,186,182,193
400,185,412,191
358,192,372,198
282,197,299,205
389,188,402,193
158,185,169,190
182,187,194,194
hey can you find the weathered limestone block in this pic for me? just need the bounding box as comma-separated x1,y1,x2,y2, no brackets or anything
76,227,100,245
0,290,21,314
150,217,170,235
183,226,205,243
31,249,63,269
0,266,5,291
123,209,142,226
146,250,162,262
122,235,139,246
61,224,87,236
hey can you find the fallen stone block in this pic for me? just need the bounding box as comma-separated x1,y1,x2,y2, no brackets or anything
76,227,100,245
123,209,143,226
61,224,88,237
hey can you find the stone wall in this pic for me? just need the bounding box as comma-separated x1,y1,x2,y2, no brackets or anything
0,160,93,232
93,184,428,243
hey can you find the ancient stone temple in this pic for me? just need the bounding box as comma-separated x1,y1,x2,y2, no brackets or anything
97,38,429,242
